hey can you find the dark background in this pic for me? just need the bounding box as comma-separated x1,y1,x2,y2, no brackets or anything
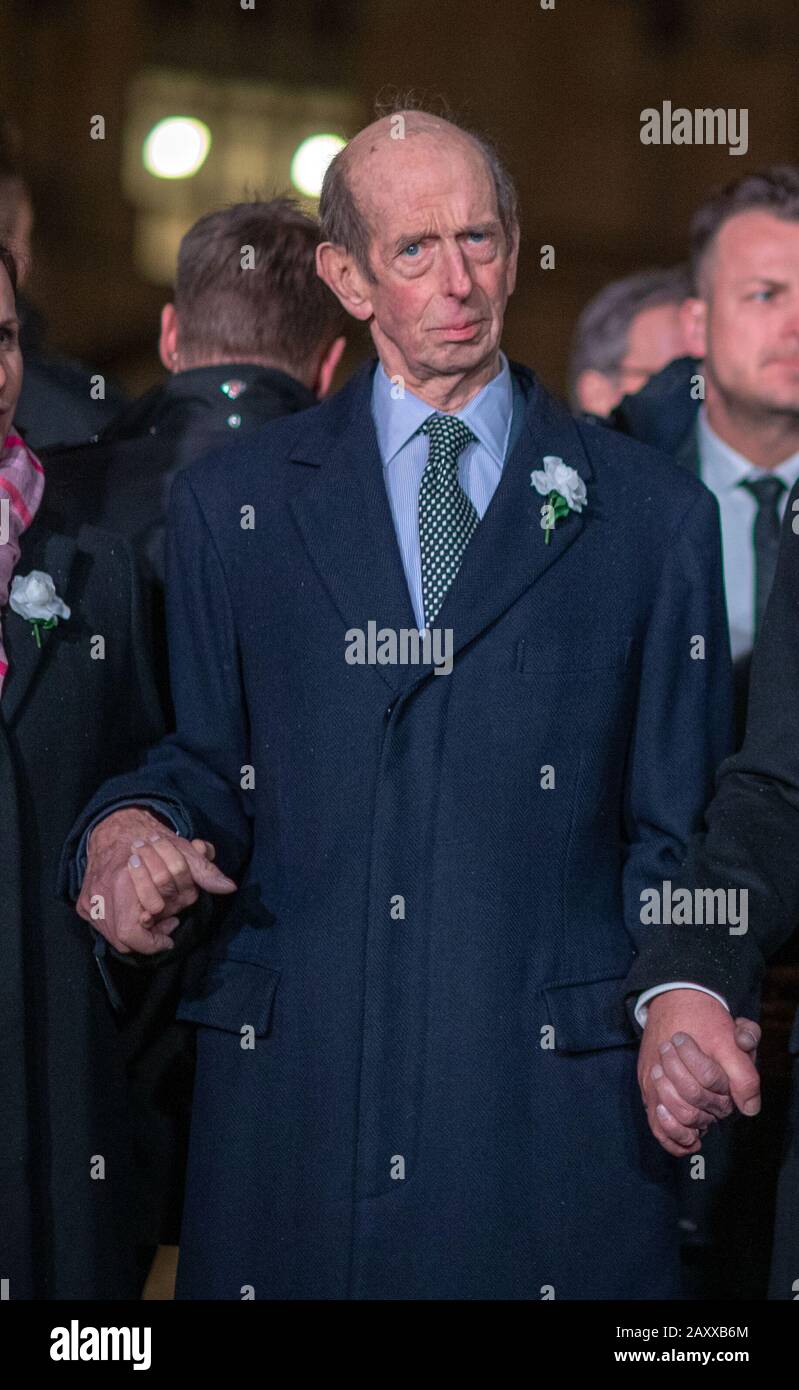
1,0,797,397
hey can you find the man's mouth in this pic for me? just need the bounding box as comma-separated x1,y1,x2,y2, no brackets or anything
432,320,483,338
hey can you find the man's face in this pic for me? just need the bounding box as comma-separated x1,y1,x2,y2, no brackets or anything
616,303,687,397
342,130,517,385
0,264,22,441
686,210,799,418
574,301,686,416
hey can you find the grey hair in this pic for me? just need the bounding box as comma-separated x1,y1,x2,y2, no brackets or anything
318,94,520,281
567,265,691,407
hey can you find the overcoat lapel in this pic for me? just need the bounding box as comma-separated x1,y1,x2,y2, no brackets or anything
1,518,79,727
288,362,417,698
287,359,594,698
428,368,594,664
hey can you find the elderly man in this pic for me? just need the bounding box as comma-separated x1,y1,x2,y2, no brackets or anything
63,108,749,1300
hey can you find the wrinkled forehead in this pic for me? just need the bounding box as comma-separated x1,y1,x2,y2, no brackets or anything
349,128,498,242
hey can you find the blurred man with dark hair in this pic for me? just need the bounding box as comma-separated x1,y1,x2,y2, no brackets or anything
569,265,690,416
616,167,799,682
45,197,347,613
42,197,346,1289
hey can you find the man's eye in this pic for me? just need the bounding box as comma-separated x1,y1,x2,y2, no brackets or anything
467,231,487,243
750,289,776,301
0,327,17,346
402,243,421,257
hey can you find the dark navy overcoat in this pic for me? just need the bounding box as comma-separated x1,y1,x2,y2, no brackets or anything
64,359,734,1299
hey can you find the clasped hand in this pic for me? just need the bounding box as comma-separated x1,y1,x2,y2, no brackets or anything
639,989,762,1156
76,806,237,955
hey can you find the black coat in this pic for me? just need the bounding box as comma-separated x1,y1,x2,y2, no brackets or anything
624,477,799,1298
63,360,733,1298
0,511,164,1298
40,362,319,1247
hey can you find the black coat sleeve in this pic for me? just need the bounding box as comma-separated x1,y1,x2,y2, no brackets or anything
625,477,799,1018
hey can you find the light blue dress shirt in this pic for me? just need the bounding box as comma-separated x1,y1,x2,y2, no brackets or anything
371,351,515,629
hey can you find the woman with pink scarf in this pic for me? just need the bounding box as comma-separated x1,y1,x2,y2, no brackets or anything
0,241,164,1298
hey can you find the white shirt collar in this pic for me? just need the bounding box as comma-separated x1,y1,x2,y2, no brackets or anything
698,407,799,491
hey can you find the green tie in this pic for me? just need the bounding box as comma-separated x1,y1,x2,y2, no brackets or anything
418,413,478,628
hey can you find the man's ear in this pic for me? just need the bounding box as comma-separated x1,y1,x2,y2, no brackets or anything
505,224,520,297
316,243,374,322
680,296,708,360
574,368,620,418
158,303,179,372
312,335,347,399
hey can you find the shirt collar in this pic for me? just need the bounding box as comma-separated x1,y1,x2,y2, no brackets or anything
698,407,799,490
371,351,514,467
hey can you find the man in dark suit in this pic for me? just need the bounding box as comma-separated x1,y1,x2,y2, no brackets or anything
627,476,799,1299
613,168,799,745
613,170,799,1296
63,106,745,1299
0,241,165,1297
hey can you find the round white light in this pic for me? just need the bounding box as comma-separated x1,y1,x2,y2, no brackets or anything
290,133,346,198
142,117,212,180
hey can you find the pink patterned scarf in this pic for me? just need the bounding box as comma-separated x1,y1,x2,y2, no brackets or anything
0,430,45,696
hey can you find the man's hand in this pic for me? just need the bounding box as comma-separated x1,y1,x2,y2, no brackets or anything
76,806,237,955
638,989,761,1157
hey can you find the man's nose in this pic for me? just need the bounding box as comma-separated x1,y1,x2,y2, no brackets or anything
438,242,473,298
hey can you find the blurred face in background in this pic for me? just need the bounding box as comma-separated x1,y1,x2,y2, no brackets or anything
0,262,22,441
683,210,799,424
576,301,687,416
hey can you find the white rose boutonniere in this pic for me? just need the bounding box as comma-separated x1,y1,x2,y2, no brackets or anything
530,455,588,544
9,570,71,648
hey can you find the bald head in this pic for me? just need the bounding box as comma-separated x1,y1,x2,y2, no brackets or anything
319,109,519,281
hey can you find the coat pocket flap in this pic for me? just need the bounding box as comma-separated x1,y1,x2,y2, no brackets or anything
176,956,280,1037
541,974,637,1053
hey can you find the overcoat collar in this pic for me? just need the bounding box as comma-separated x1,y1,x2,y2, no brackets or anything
288,356,595,699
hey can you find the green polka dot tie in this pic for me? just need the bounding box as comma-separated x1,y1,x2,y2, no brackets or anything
417,412,479,628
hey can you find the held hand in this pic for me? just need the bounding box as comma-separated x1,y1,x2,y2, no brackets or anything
76,806,237,955
637,990,761,1157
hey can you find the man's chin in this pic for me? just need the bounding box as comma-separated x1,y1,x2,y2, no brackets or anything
425,337,499,375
